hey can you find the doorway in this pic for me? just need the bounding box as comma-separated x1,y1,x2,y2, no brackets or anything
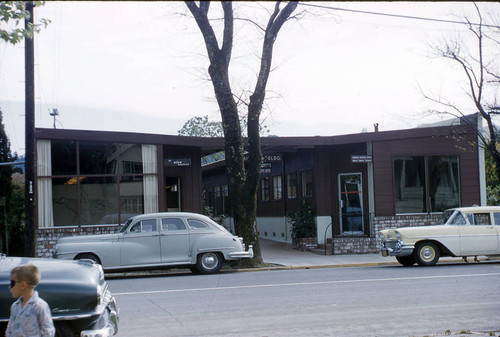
165,177,181,212
338,173,363,235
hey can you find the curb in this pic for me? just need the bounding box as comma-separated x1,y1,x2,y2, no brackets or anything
104,257,500,279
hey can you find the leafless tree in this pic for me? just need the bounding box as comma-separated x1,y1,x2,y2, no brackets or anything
185,1,299,264
425,3,500,180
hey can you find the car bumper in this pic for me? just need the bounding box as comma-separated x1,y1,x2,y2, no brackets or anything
380,240,414,257
228,245,254,259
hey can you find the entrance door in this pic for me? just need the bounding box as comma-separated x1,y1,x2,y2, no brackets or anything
165,177,181,212
338,173,363,235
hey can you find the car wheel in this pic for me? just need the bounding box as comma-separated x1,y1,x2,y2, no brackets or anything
396,255,416,266
75,253,101,265
414,242,440,266
196,252,223,274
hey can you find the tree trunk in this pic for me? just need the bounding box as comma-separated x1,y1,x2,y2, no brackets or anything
185,1,298,266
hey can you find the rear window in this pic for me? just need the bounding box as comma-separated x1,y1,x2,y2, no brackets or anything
187,219,210,230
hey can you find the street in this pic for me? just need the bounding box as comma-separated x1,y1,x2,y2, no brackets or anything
108,263,500,337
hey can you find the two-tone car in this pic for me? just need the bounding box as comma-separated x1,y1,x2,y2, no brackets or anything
0,255,119,337
54,212,254,274
380,206,500,266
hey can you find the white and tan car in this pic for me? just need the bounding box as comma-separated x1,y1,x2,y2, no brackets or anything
380,206,500,266
54,212,253,274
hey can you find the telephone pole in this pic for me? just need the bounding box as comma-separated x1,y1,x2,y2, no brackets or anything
25,1,36,257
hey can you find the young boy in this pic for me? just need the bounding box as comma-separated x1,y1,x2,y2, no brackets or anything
6,263,55,337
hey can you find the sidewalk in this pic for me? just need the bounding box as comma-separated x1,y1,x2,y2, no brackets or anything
259,238,474,269
259,238,396,268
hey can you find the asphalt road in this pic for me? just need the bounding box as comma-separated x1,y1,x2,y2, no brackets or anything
108,263,500,337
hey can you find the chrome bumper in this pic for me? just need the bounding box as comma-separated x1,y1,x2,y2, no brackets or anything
380,240,414,257
228,245,254,259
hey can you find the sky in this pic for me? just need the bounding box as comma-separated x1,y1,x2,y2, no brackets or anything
0,1,498,155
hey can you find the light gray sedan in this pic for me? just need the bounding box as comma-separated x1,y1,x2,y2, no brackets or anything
54,212,253,274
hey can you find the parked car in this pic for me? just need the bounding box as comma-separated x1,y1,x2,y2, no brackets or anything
0,255,119,337
380,206,500,266
54,212,254,274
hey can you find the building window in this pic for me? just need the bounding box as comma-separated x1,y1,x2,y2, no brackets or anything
261,177,270,201
222,184,229,214
302,171,313,197
273,176,282,200
287,173,297,199
394,155,459,214
214,185,222,214
38,140,158,227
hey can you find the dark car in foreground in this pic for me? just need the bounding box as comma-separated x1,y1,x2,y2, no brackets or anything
0,255,119,337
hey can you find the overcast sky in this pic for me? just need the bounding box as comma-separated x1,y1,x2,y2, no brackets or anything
0,1,497,155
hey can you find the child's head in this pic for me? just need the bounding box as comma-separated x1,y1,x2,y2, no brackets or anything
11,264,40,289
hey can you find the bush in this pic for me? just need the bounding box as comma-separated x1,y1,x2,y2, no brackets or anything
287,202,316,239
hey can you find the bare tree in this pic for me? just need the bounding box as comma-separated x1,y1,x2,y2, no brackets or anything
425,3,500,181
185,1,298,264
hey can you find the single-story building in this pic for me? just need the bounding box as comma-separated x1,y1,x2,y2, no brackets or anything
34,114,485,256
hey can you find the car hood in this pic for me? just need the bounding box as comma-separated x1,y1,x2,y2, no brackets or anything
58,233,121,244
0,256,106,321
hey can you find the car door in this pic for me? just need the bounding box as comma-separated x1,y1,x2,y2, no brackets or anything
120,218,161,266
493,212,500,254
459,212,499,255
160,217,191,264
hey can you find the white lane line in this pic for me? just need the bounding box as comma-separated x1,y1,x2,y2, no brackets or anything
113,272,500,296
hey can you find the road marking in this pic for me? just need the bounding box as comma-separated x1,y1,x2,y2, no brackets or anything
113,272,500,296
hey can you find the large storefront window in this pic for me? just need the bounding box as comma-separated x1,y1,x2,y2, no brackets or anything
394,155,460,214
38,140,158,227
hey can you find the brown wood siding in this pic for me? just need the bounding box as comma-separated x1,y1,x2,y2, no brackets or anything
372,133,480,216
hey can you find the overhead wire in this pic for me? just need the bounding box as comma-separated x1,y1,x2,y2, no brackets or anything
298,2,500,29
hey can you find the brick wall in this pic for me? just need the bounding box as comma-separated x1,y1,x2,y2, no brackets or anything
37,225,120,258
333,214,442,254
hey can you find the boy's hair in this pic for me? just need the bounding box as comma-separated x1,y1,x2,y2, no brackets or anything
11,264,40,287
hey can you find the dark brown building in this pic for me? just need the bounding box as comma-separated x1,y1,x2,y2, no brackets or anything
34,114,484,256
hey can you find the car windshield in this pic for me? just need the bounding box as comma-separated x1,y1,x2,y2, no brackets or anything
118,218,133,233
443,210,466,225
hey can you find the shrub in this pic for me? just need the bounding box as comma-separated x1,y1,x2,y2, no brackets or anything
287,202,316,239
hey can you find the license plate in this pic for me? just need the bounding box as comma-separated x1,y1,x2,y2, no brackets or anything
381,250,388,257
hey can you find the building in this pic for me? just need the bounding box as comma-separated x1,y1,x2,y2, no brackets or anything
35,114,484,256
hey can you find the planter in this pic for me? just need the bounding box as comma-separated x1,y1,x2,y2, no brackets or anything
292,237,318,252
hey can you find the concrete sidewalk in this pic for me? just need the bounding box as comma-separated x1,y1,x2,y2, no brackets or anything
259,238,475,268
259,238,396,268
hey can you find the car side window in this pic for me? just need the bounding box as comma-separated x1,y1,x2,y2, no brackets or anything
161,218,187,231
188,219,210,230
466,213,491,225
130,219,157,232
494,213,500,226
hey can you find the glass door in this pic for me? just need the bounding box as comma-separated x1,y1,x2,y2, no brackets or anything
338,173,363,235
165,177,181,212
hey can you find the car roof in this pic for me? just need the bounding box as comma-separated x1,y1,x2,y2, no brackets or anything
130,212,208,220
448,206,500,213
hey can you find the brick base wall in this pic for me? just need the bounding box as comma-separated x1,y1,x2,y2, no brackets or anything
332,214,443,254
37,225,120,258
35,214,444,257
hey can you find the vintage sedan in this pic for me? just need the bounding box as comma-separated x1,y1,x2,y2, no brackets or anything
0,255,119,337
380,206,500,266
54,212,254,274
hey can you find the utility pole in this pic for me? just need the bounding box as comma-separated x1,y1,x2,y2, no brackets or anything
25,1,36,257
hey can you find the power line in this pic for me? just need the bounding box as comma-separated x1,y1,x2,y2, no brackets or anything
298,2,500,29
